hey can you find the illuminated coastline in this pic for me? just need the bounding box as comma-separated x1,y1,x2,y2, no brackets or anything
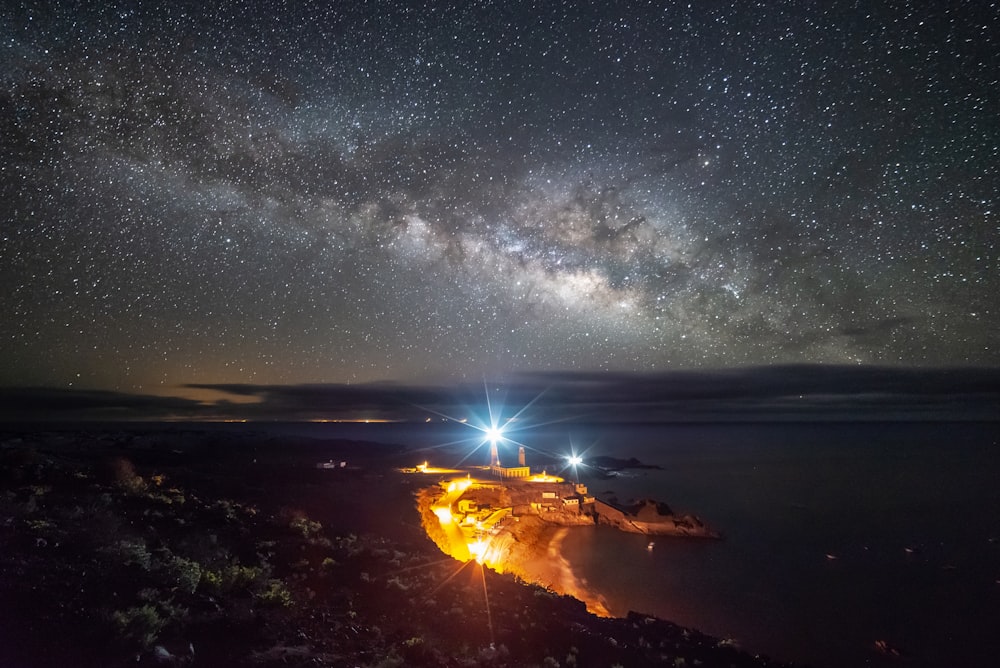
408,447,717,618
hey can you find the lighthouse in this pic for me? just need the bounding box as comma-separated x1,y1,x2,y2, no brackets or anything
488,442,530,479
490,442,500,467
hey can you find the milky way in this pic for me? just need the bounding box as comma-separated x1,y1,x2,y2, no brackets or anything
2,1,997,392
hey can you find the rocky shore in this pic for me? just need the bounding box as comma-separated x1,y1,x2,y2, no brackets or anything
593,498,722,537
416,480,719,617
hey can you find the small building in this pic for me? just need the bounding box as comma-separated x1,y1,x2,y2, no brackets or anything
489,463,531,479
488,441,530,478
457,499,479,513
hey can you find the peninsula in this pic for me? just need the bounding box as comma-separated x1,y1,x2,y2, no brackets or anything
410,444,718,615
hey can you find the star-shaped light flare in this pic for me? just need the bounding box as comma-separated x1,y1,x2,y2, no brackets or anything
415,379,562,467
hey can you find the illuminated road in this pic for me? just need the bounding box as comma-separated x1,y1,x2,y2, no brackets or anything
431,479,474,562
431,478,517,563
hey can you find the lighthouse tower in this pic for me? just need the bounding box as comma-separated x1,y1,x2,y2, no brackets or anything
489,442,530,479
490,442,500,467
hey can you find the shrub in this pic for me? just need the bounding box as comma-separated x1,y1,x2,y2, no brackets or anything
104,539,153,571
167,555,202,594
289,516,322,539
26,518,56,532
256,579,293,607
112,458,146,494
158,598,190,625
112,604,165,648
201,562,263,594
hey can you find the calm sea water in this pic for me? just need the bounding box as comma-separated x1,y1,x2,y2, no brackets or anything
115,419,998,667
295,420,1000,668
556,422,1000,668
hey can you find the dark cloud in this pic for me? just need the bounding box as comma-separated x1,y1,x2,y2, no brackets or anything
509,366,1000,412
0,387,206,420
3,367,996,422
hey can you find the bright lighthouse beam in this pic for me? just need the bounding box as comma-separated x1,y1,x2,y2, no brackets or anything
412,379,567,469
485,425,504,445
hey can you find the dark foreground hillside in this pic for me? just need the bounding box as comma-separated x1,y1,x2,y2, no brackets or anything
0,427,800,667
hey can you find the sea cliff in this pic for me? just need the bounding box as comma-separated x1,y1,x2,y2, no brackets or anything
417,488,612,615
416,481,718,616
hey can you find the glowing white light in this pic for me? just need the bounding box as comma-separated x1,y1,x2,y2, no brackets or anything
468,540,486,562
485,426,503,444
568,455,582,466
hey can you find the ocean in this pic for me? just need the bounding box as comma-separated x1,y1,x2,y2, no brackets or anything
555,422,1000,668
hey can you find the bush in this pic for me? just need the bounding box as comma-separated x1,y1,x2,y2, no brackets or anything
167,555,202,594
26,518,56,532
201,562,264,594
112,604,165,648
112,458,146,494
256,579,293,607
104,539,153,571
289,516,322,539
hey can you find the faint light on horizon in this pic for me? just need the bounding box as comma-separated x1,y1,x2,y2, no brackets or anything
308,418,399,423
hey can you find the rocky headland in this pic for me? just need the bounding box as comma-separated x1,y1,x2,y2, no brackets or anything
416,477,720,617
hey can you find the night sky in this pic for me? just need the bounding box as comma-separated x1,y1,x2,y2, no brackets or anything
2,1,997,402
